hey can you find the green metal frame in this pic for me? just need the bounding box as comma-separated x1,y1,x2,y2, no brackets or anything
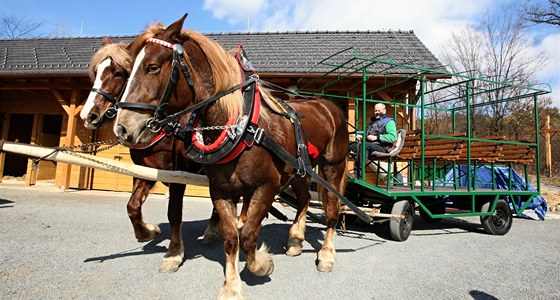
296,48,551,219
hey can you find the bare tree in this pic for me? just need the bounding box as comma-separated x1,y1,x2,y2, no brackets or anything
50,23,74,38
439,2,549,138
0,14,43,38
523,0,560,28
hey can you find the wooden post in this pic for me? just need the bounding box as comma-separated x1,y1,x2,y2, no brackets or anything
0,114,10,183
25,114,42,185
52,88,82,190
545,115,552,178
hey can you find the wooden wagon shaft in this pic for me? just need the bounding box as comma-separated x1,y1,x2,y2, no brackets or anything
0,140,209,186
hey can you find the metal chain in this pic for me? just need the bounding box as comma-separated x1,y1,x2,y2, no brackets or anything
54,139,120,154
32,139,120,171
183,124,240,132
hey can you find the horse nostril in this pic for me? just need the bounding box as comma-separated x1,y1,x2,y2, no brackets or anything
115,124,128,139
87,113,99,124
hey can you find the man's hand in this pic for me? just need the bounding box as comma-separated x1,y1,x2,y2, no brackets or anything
356,135,363,141
367,135,377,141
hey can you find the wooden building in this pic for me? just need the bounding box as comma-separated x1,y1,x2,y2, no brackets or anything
0,30,446,196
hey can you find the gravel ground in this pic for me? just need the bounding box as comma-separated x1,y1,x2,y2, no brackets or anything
1,182,560,300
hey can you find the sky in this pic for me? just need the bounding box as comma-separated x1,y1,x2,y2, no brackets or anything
2,0,559,108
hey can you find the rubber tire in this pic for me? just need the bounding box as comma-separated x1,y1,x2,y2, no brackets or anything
419,202,445,224
480,199,513,235
389,200,414,241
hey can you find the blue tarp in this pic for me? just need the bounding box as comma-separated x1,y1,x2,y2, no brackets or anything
444,165,548,220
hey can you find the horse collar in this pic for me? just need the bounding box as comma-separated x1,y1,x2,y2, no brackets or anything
183,45,261,165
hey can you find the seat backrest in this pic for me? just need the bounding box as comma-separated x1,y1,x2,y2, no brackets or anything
388,129,407,155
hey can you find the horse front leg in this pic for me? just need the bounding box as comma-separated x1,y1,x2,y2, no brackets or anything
128,178,161,242
316,163,345,272
286,179,310,256
240,187,274,277
214,197,245,300
160,183,185,273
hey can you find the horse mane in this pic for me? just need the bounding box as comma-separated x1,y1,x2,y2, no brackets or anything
88,43,131,81
128,22,167,58
180,30,272,124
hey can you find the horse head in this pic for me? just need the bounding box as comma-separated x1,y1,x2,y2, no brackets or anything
114,14,242,147
81,37,131,129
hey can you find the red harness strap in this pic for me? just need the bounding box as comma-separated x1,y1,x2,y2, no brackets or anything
128,130,169,149
216,86,261,164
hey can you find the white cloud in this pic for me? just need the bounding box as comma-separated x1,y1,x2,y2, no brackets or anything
533,33,560,108
204,0,559,107
203,0,267,24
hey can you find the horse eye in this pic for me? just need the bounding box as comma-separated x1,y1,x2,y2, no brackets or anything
114,71,125,78
147,64,160,74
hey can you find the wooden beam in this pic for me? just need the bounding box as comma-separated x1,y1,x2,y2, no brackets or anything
51,89,71,115
71,88,84,116
0,114,10,183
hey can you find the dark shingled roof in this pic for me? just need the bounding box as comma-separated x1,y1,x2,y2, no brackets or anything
0,30,445,76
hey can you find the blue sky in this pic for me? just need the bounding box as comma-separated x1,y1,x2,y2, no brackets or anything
2,0,559,107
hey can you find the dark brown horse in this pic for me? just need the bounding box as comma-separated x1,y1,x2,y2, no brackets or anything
80,34,219,273
114,15,348,299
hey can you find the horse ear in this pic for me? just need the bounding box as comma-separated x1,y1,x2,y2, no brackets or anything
102,36,112,46
162,13,188,41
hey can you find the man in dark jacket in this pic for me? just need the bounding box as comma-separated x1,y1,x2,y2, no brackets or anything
349,103,397,179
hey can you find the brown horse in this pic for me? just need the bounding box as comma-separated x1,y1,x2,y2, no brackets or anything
80,34,220,273
114,15,348,299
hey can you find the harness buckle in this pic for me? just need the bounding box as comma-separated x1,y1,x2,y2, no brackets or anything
253,127,264,144
146,118,162,133
296,157,306,176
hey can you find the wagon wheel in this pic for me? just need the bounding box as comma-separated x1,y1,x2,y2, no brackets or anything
389,200,414,241
419,201,446,224
480,199,513,236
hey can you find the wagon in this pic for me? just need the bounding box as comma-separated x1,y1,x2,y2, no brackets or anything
294,49,551,241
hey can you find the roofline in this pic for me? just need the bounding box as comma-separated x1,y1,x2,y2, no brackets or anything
0,30,417,41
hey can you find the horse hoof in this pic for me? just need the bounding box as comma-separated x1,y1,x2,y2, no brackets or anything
286,245,303,256
317,249,335,272
200,232,219,244
159,255,182,273
218,287,246,300
286,238,303,256
248,244,274,276
250,260,274,277
316,260,334,272
137,224,161,242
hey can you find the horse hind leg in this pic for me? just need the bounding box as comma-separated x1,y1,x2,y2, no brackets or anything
201,207,221,244
316,162,345,272
240,188,274,277
160,183,185,273
128,178,161,242
286,179,311,257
